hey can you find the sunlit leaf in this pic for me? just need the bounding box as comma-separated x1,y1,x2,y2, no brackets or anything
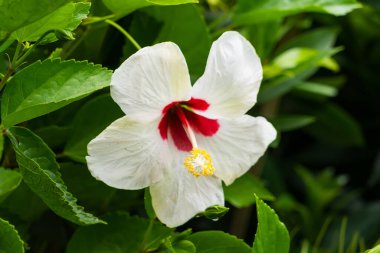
252,196,290,253
12,2,90,43
1,59,111,127
0,0,68,33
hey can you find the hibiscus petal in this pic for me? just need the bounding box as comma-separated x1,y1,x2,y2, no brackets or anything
86,116,169,190
196,115,276,185
111,42,192,122
192,31,262,119
150,153,224,227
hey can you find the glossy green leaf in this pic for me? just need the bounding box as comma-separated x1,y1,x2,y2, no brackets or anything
224,173,275,208
6,127,103,225
271,114,315,132
0,0,68,33
64,95,123,163
1,59,111,127
0,168,22,203
188,231,251,253
12,2,90,42
252,196,290,253
234,0,361,25
103,0,197,16
67,213,173,253
144,5,211,77
0,218,24,253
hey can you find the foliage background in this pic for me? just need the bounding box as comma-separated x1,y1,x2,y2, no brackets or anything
0,0,379,252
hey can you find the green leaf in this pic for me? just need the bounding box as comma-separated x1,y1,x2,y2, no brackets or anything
364,244,380,253
264,48,339,79
0,218,24,253
293,82,338,98
234,0,361,25
67,213,173,253
224,173,275,208
0,168,22,203
1,59,111,127
270,114,315,132
144,5,211,77
6,127,103,225
305,102,365,147
296,166,342,212
252,196,290,253
103,0,197,16
188,231,251,253
1,182,47,222
60,163,117,212
258,47,341,103
160,239,196,253
12,2,90,43
64,94,123,163
0,0,68,33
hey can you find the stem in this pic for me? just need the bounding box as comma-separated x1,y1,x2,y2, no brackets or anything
15,30,55,66
83,14,117,25
11,42,22,67
338,217,348,253
140,218,155,252
105,19,141,50
314,216,332,250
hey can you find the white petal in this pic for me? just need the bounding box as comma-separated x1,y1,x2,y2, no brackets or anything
192,31,263,119
196,115,276,185
86,116,170,190
111,42,192,122
150,153,224,227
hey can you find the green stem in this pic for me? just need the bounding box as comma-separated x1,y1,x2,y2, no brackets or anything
338,217,348,253
140,218,155,252
314,216,332,250
11,42,22,67
0,36,15,54
15,30,55,66
105,19,141,50
83,14,117,25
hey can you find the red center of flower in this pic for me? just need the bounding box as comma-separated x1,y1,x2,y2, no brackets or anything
158,98,219,152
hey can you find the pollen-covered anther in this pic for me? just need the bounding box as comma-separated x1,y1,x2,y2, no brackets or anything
184,148,215,177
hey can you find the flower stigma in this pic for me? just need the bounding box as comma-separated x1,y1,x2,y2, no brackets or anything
184,147,215,177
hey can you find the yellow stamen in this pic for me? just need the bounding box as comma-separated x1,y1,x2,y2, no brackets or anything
184,148,215,177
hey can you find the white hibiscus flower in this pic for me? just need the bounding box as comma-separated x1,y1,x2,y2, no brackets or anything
86,31,277,227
